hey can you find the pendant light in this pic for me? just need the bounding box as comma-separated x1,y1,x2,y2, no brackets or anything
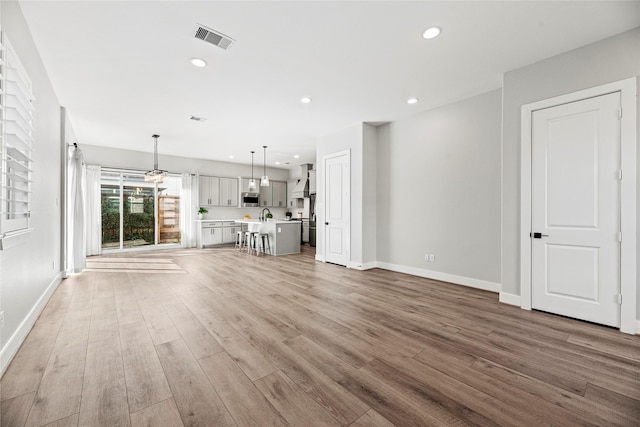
260,145,270,187
248,150,257,191
144,134,168,182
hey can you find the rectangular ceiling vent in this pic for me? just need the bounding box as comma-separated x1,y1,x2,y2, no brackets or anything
194,24,235,50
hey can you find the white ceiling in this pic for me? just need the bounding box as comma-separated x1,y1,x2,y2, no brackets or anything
17,1,640,170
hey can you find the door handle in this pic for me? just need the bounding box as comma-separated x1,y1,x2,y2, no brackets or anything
530,232,549,238
325,222,329,225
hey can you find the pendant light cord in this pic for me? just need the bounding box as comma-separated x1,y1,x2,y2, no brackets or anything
263,145,267,176
251,151,255,180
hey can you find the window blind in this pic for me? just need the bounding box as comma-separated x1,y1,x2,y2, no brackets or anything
1,31,34,234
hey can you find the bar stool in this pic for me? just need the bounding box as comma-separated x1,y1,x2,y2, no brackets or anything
258,233,272,256
235,230,245,251
245,223,261,255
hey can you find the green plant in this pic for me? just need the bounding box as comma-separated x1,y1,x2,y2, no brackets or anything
198,207,208,215
265,212,273,219
285,211,292,218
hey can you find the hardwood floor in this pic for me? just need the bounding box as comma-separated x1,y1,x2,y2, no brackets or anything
2,246,639,426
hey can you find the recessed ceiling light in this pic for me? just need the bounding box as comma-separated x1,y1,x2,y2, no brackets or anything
407,98,419,104
422,27,441,39
300,97,312,104
190,57,207,67
228,155,234,159
275,161,281,165
293,154,300,159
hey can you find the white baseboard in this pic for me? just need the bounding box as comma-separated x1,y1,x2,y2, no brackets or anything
499,292,522,307
1,272,63,375
315,254,325,262
348,261,378,271
635,320,640,335
376,262,500,293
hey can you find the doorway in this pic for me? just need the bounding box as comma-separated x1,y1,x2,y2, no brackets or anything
100,170,182,251
323,150,350,266
520,78,637,333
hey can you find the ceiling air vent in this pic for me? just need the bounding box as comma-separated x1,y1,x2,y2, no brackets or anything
194,24,235,50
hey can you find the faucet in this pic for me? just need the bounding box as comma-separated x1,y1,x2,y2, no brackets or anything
260,207,271,221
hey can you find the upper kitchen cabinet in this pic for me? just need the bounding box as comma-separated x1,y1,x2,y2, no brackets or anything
199,175,220,206
272,181,287,208
259,181,286,207
199,175,238,206
220,177,239,207
240,178,256,194
259,183,272,207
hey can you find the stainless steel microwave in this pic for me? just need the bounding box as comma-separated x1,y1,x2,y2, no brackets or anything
241,192,260,207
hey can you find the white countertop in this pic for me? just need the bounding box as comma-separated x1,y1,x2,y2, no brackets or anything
195,218,301,224
236,219,302,224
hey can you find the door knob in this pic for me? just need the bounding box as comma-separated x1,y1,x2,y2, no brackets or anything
325,222,329,225
530,232,549,238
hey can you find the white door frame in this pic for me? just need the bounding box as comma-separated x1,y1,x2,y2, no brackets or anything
520,78,637,334
322,149,350,266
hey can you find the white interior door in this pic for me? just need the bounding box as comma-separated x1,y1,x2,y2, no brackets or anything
324,151,349,266
531,92,621,327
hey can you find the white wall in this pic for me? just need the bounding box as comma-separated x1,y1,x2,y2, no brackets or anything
80,144,292,220
1,2,66,371
315,123,364,266
362,123,377,267
377,90,502,289
501,27,640,319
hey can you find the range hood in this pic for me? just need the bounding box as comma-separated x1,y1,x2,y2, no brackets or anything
292,163,313,199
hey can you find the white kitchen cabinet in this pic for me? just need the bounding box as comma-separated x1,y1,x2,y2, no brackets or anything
272,181,287,208
201,222,223,246
240,178,254,194
223,223,242,243
259,181,286,207
219,177,239,207
259,184,272,207
198,221,243,247
199,175,220,206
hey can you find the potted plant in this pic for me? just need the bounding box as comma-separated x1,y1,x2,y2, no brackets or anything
285,211,292,220
265,212,273,221
197,207,208,220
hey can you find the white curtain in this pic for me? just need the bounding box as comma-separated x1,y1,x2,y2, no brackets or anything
66,146,85,273
84,165,102,256
180,173,196,248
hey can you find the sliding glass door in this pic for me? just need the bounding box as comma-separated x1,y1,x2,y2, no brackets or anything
100,170,181,251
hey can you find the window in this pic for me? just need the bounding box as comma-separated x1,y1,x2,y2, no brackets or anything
0,31,34,236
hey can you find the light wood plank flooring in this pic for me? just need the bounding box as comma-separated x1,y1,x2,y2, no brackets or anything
2,246,639,426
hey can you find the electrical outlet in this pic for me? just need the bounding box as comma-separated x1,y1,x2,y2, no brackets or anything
430,254,435,262
424,254,429,262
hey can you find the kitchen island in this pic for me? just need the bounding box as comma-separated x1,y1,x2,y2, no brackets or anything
236,219,301,256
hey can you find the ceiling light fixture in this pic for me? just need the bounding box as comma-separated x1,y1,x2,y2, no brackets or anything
294,154,300,159
301,97,312,104
407,98,419,104
260,145,270,187
423,27,441,39
190,57,207,67
145,134,168,182
248,150,257,191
